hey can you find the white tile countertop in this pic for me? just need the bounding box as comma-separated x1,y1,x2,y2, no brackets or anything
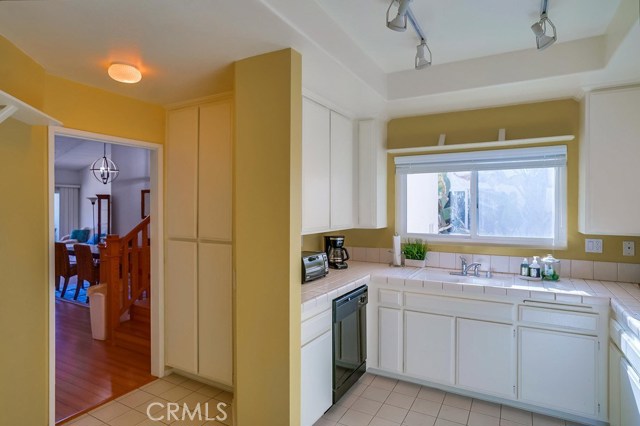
301,261,640,340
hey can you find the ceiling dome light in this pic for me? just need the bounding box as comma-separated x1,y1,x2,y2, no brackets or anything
531,0,557,50
415,39,432,70
386,0,412,32
108,62,142,84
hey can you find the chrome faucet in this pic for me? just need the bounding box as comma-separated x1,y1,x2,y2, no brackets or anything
450,256,482,277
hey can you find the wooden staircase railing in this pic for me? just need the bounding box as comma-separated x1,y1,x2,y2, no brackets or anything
99,216,151,341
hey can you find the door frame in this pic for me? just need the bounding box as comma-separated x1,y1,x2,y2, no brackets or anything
48,126,165,425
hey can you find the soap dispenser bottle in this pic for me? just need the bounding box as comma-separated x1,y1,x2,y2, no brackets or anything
529,256,541,279
520,258,529,276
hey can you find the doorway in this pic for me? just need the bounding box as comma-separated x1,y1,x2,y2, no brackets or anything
48,127,164,424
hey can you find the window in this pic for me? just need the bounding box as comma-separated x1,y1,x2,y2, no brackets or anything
396,146,567,247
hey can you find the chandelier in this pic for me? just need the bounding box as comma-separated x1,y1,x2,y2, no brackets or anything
90,143,119,184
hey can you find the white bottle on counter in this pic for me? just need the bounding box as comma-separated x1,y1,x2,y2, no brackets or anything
529,256,541,278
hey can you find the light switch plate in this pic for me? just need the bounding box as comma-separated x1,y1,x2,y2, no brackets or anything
585,239,603,253
623,241,635,256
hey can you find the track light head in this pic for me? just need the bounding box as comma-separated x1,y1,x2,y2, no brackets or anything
531,8,557,50
415,39,431,70
386,0,412,32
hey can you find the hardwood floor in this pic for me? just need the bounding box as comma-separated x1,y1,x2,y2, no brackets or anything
55,299,155,424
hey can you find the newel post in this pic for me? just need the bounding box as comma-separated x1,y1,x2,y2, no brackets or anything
104,234,122,341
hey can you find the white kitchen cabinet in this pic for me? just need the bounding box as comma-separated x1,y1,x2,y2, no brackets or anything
165,240,198,373
165,98,233,385
198,101,232,242
301,308,333,426
358,119,387,229
579,85,640,236
301,331,332,426
379,307,403,372
404,311,454,385
302,97,331,233
301,97,355,234
457,318,515,398
198,243,232,386
620,358,640,426
610,342,622,426
167,106,199,239
330,110,355,230
519,327,598,416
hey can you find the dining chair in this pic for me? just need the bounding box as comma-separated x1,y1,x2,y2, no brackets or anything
74,243,100,301
55,242,78,297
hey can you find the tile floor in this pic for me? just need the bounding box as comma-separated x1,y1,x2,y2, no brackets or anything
316,373,586,426
63,374,233,426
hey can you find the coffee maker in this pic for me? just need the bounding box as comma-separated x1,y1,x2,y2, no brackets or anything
324,235,350,269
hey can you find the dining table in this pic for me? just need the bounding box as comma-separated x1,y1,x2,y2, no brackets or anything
66,243,101,260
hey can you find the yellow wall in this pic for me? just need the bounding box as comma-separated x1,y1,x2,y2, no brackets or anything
0,35,165,425
314,99,639,263
44,75,165,144
234,49,302,425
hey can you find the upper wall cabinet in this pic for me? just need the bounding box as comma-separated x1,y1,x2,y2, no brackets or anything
167,101,233,241
167,107,199,239
358,119,387,229
579,86,640,236
302,97,355,234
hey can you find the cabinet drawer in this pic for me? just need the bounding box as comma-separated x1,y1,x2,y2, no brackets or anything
519,306,598,333
302,309,332,347
405,292,514,323
379,289,401,307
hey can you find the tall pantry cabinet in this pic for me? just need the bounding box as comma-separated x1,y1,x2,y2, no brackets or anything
165,97,233,386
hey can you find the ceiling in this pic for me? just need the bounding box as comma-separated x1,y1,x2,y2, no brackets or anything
0,0,638,112
55,136,107,171
316,0,619,73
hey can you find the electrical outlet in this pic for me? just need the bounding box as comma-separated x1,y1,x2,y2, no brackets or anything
623,241,635,256
585,239,603,253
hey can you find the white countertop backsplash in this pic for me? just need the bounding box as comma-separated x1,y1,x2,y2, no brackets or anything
301,260,640,341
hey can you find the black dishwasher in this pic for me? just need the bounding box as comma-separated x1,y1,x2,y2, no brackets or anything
332,285,367,403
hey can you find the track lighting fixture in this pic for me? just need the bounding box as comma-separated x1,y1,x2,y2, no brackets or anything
415,39,431,70
386,0,412,32
531,0,557,50
386,0,431,70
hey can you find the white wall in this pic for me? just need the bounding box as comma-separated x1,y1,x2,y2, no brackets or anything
110,145,150,235
54,168,81,186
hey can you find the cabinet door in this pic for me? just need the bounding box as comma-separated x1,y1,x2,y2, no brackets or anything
620,358,640,426
379,307,402,372
165,240,198,372
301,98,331,234
301,331,333,426
167,107,198,239
404,311,454,385
457,319,515,398
198,101,232,242
519,327,598,416
358,119,386,229
610,343,622,426
581,87,640,235
198,242,232,386
330,111,354,230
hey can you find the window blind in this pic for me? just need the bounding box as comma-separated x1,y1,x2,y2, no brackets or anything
395,145,567,174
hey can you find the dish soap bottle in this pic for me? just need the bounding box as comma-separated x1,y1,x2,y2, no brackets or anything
520,258,529,276
529,256,541,279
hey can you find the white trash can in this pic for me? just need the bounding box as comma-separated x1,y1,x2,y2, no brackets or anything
87,283,108,340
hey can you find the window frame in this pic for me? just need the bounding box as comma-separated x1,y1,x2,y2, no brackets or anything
395,146,568,249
